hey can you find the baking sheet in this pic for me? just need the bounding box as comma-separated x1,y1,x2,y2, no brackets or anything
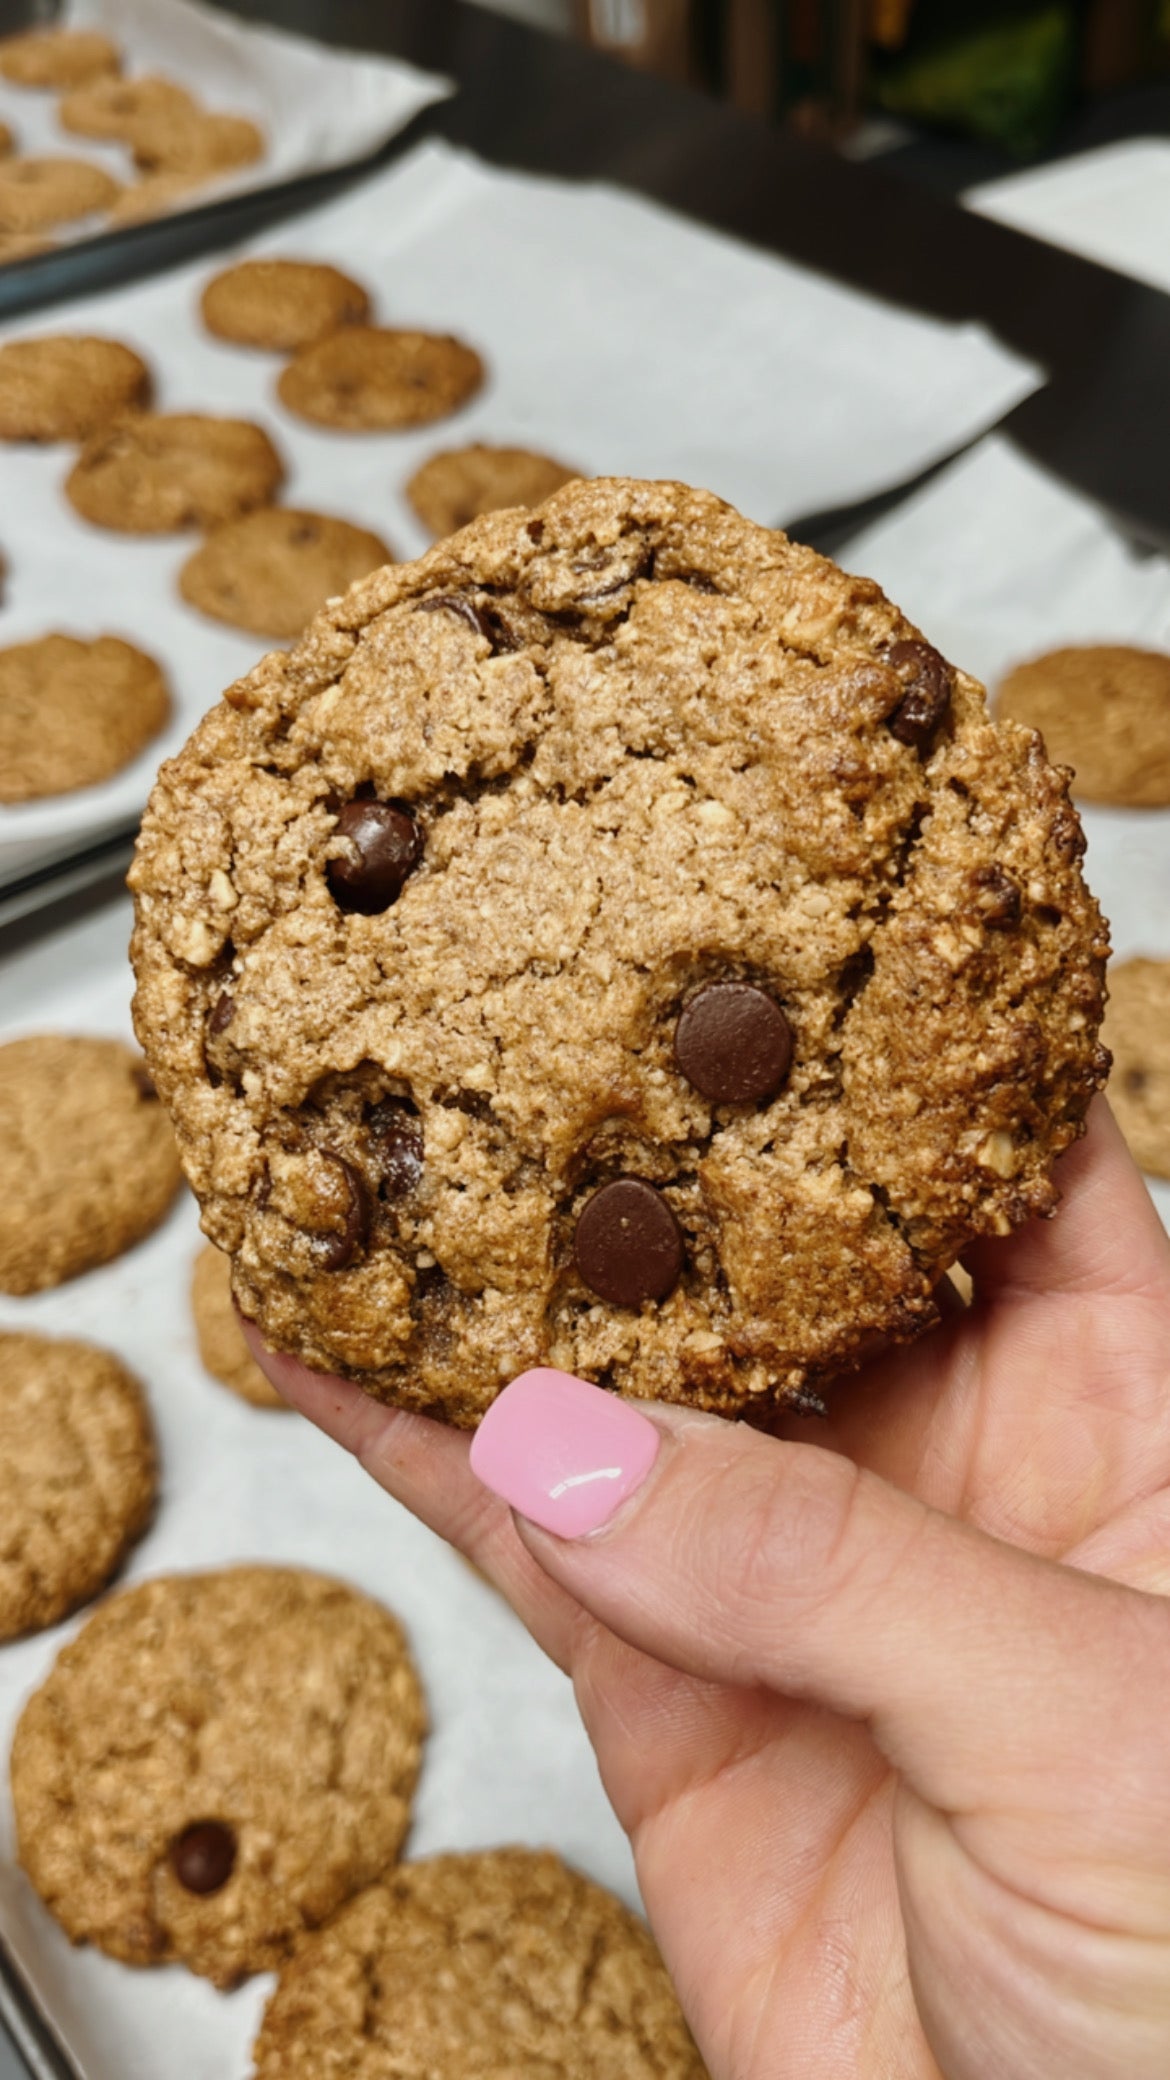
0,0,450,251
967,139,1170,299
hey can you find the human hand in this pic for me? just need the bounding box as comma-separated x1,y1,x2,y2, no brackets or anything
244,1100,1170,2080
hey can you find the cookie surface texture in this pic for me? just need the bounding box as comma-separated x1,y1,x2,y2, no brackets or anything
130,479,1110,1426
277,325,484,431
0,1034,182,1293
0,633,169,802
0,30,120,89
1103,957,1170,1178
131,109,263,177
201,257,371,352
191,1242,286,1406
179,507,393,639
0,1331,156,1641
997,644,1170,808
58,72,199,140
106,171,208,226
0,335,151,442
252,1847,706,2080
408,442,580,538
0,156,119,232
66,412,283,532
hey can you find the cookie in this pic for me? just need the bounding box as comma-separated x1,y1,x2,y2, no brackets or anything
407,443,580,539
0,632,169,803
0,335,151,442
132,109,264,178
11,1566,426,1987
997,644,1170,808
253,1847,705,2080
0,121,13,158
1102,957,1170,1179
191,1243,286,1407
130,480,1110,1426
106,170,210,227
201,257,371,353
179,507,393,640
0,156,120,233
0,1331,156,1643
0,30,120,90
278,326,484,432
66,412,284,532
0,230,51,264
0,1034,182,1294
58,72,200,141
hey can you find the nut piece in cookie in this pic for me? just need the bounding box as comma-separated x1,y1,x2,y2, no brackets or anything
66,412,284,532
407,441,580,538
1103,957,1170,1179
0,1331,156,1642
132,109,264,178
253,1847,706,2080
0,30,120,90
997,644,1170,808
58,72,200,140
191,1243,287,1407
0,1035,182,1292
0,156,120,232
0,632,169,801
278,326,484,431
180,507,393,640
0,336,150,442
11,1566,426,1986
201,258,371,353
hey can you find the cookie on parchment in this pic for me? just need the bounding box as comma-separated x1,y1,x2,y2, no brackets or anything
0,29,120,90
997,644,1170,808
0,1331,156,1643
407,442,580,539
58,72,200,141
0,1034,182,1294
252,1847,706,2080
1103,958,1170,1179
106,171,210,227
278,325,484,432
191,1242,286,1408
0,231,51,264
11,1566,426,1987
0,156,120,233
180,506,393,639
0,632,169,802
66,411,284,532
0,335,151,442
132,109,264,179
201,257,371,353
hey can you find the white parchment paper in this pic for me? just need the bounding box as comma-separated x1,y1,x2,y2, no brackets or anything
967,138,1170,299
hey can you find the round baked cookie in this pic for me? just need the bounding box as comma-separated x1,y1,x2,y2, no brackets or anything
0,1331,156,1642
58,72,199,140
1103,957,1170,1179
0,335,150,442
201,258,371,353
129,479,1110,1426
66,412,284,532
407,442,581,539
11,1566,426,1987
131,109,264,178
0,29,120,90
997,644,1170,808
106,171,209,227
253,1847,705,2080
0,230,52,264
278,326,484,432
191,1242,286,1407
180,507,393,640
0,1034,182,1294
0,632,169,802
0,156,120,233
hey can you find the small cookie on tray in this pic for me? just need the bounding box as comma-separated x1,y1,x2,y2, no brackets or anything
201,257,371,353
0,335,151,442
11,1566,426,1987
180,507,393,639
0,1331,156,1643
278,326,484,432
0,29,120,90
191,1242,287,1408
66,411,284,532
0,155,120,233
107,170,211,227
0,631,169,802
996,643,1170,808
407,442,580,538
1103,957,1170,1179
132,109,264,179
58,71,200,141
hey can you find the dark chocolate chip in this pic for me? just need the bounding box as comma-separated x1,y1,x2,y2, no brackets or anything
208,991,235,1035
369,1103,423,1199
327,800,423,916
313,1152,370,1271
1051,805,1086,863
674,982,793,1104
680,572,719,594
574,1177,683,1307
416,594,518,652
970,864,1022,930
885,639,952,753
131,1065,158,1101
169,1821,236,1896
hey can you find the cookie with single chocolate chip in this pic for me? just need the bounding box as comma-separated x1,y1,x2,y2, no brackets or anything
0,335,150,442
201,258,371,353
0,29,120,89
132,109,263,178
0,632,169,802
278,326,484,432
997,644,1170,808
11,1566,425,1986
253,1847,706,2080
67,412,284,532
180,507,393,639
58,72,199,140
1103,957,1170,1178
0,1034,182,1293
129,478,1109,1427
0,156,119,232
0,1331,156,1641
407,442,580,539
191,1243,286,1407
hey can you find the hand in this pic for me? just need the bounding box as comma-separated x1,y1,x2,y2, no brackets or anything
245,1100,1170,2080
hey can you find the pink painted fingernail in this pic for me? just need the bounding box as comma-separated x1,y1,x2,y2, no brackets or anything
469,1368,660,1538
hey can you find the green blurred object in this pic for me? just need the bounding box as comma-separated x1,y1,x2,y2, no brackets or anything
874,5,1079,157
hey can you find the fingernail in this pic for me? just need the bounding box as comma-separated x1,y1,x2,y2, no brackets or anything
469,1368,660,1538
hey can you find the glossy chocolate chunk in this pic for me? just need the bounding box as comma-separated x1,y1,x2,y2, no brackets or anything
574,1177,683,1307
327,799,423,916
886,639,951,752
313,1152,370,1270
169,1820,236,1896
370,1103,423,1199
674,981,793,1104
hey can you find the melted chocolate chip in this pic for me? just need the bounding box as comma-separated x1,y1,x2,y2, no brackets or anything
169,1821,236,1896
369,1103,423,1199
208,991,235,1035
970,864,1022,930
674,982,793,1104
327,800,423,916
574,1178,683,1307
1051,805,1086,863
416,594,518,652
131,1065,158,1101
885,640,952,753
313,1153,370,1271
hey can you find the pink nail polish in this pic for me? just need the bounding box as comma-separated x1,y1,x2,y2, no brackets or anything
469,1368,660,1538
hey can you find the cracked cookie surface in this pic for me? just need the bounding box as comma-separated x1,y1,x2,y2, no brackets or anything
11,1565,425,1987
130,479,1109,1426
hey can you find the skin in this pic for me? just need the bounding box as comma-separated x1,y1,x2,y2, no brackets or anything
245,1099,1170,2080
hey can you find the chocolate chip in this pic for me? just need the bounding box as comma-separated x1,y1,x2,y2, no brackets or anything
169,1821,236,1896
680,572,719,594
970,864,1022,930
885,640,952,752
416,594,518,652
574,1178,683,1307
327,800,423,916
131,1065,158,1100
313,1152,370,1271
674,982,793,1104
208,991,235,1035
1051,804,1086,863
369,1103,423,1199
